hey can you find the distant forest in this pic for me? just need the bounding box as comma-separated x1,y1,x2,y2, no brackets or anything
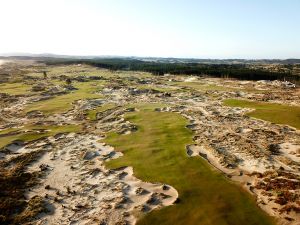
43,58,300,84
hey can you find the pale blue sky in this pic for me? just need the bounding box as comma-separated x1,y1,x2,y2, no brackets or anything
0,0,299,58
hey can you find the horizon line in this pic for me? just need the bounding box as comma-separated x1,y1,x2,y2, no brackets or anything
0,52,300,61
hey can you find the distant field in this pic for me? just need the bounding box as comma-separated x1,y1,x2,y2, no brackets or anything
224,99,300,130
104,105,274,225
26,65,152,79
25,81,103,114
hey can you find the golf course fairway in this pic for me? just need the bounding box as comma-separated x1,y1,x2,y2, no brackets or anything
104,106,275,225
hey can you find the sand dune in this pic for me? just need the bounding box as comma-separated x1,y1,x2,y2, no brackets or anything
25,133,178,225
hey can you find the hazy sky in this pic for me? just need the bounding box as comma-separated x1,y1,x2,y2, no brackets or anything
0,0,299,58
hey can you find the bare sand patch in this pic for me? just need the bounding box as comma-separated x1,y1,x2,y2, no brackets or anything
25,133,178,225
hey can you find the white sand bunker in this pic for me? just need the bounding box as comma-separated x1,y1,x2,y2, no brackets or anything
26,133,178,225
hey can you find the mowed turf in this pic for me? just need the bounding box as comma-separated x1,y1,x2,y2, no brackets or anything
224,99,300,130
104,107,274,225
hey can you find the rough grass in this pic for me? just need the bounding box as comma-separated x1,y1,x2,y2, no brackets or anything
0,124,80,149
87,103,116,120
0,83,32,95
24,81,103,114
223,99,300,130
104,106,274,225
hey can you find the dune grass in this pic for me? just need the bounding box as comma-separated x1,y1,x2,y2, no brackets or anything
104,106,274,225
25,81,103,115
224,99,300,130
0,124,80,149
0,82,32,95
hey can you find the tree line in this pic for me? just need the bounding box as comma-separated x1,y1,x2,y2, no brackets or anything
43,58,300,84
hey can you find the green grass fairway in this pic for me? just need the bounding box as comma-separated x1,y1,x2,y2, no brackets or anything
104,107,274,225
0,124,80,149
224,99,300,130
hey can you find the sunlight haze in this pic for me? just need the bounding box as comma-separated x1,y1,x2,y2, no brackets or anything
0,0,299,58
